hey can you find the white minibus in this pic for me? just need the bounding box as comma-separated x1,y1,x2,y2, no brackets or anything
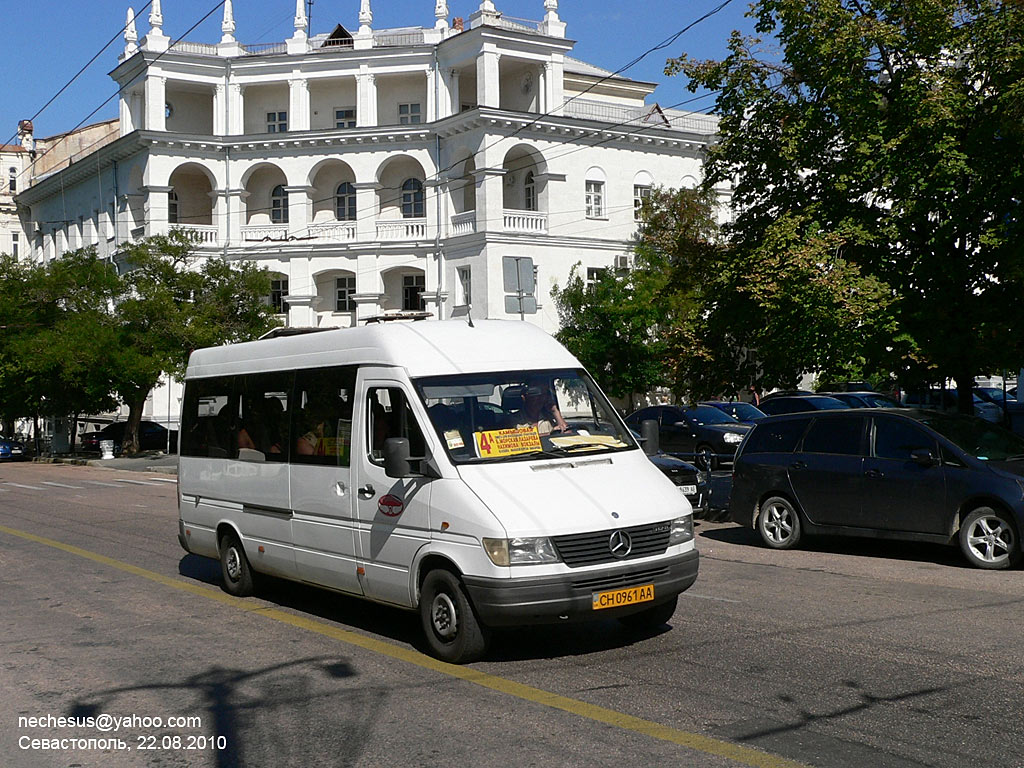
177,319,698,662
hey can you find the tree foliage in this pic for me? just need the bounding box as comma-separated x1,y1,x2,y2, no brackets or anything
669,0,1024,407
0,232,278,454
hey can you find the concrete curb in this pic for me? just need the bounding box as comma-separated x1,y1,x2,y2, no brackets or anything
33,456,179,475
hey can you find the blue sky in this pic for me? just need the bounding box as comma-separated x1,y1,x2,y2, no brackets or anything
1,0,757,146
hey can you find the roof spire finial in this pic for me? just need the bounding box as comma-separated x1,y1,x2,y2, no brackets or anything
221,0,236,40
148,0,163,33
540,0,566,37
124,7,139,55
294,0,308,34
435,0,449,31
354,0,373,47
359,0,373,29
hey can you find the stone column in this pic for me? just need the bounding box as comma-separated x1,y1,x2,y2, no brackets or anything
228,84,244,134
357,72,378,127
476,48,500,108
144,185,173,235
353,182,379,241
213,84,227,135
285,185,313,237
472,168,505,234
289,78,311,131
548,55,565,116
145,75,166,131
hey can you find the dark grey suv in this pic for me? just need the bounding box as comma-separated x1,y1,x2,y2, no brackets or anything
729,409,1024,569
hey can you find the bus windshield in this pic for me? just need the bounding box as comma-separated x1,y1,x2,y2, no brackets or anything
414,368,636,463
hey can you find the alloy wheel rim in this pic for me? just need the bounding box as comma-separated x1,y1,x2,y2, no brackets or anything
967,516,1013,563
763,504,793,544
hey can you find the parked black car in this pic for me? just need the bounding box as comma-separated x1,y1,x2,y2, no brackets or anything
625,405,750,470
701,400,767,425
825,391,903,409
80,421,178,454
730,409,1024,569
757,395,848,416
630,428,710,515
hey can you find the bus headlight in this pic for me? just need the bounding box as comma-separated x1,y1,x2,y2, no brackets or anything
483,537,560,566
669,515,694,545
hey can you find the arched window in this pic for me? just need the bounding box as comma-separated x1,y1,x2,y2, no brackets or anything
524,171,537,212
271,185,289,224
335,182,356,221
401,178,424,219
168,190,179,224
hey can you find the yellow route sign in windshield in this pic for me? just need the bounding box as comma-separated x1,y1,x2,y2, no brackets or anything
474,426,543,458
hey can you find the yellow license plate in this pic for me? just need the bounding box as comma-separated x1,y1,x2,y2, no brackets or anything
592,583,655,611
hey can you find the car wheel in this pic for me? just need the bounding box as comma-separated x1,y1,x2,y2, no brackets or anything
219,531,255,596
959,507,1020,570
695,444,717,471
618,595,678,630
420,569,490,664
757,496,802,549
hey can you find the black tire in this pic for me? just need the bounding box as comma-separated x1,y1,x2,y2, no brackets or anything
219,531,255,597
757,496,802,550
420,569,489,664
959,507,1021,570
695,444,717,471
618,595,678,630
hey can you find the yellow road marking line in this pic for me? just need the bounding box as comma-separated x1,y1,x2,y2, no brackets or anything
0,523,806,768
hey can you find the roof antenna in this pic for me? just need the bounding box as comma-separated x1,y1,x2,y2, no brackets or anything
466,303,475,328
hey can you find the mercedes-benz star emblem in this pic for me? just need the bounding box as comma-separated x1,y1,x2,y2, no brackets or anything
609,530,632,558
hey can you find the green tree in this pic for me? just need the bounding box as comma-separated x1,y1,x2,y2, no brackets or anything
671,0,1024,409
112,231,279,454
552,186,723,407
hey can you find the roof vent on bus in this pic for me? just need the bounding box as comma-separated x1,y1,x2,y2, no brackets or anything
362,310,432,324
257,326,338,340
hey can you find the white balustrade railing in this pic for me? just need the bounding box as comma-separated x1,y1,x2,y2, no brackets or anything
241,224,289,241
172,224,218,244
450,211,477,236
308,221,358,242
376,218,427,241
503,210,547,234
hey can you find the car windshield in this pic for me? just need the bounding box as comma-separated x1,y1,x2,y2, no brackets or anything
727,402,765,420
679,406,737,426
813,398,848,410
414,368,635,464
922,415,1024,461
862,394,899,408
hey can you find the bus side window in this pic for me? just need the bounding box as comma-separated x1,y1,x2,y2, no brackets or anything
181,377,234,458
292,366,357,467
368,387,426,463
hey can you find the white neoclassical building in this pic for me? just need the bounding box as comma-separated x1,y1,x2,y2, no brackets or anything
16,0,723,334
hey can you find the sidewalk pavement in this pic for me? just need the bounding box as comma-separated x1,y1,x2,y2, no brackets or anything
33,453,178,474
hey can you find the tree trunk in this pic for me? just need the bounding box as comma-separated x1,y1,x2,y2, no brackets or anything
954,372,975,416
122,391,149,456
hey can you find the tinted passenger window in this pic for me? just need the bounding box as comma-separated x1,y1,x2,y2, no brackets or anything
743,419,809,454
237,372,291,462
874,418,934,460
802,416,865,456
368,387,426,464
292,366,357,467
181,376,236,458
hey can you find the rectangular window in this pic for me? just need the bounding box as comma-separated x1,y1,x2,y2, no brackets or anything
586,267,605,290
180,376,236,459
633,185,651,220
335,108,356,128
266,111,288,133
336,276,356,312
398,103,422,125
456,266,471,306
743,418,809,455
585,181,604,218
237,372,292,462
11,233,18,258
367,387,426,465
402,273,425,311
9,168,16,193
802,416,866,456
270,278,289,314
292,366,357,467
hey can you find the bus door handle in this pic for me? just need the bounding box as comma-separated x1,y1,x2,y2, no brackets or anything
790,461,806,471
358,484,376,499
864,469,884,479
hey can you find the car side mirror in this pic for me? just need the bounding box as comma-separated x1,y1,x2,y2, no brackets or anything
910,448,937,467
640,419,660,456
384,437,440,479
674,421,696,436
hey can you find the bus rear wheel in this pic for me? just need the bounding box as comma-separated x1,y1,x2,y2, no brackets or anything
219,531,255,597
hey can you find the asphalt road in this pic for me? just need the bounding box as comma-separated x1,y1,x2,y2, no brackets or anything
2,462,1023,768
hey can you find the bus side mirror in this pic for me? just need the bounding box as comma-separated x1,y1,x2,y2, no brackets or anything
641,419,660,456
384,437,441,479
384,437,412,478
